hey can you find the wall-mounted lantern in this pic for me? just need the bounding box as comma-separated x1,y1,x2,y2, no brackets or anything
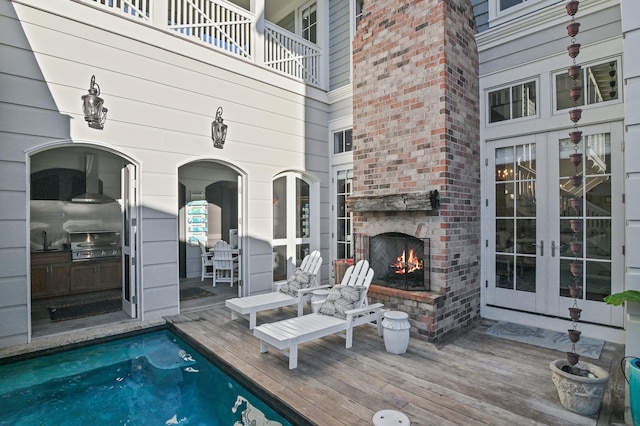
81,75,107,129
211,107,228,149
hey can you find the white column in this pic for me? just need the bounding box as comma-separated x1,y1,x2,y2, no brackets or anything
621,1,640,424
251,0,265,65
151,0,169,29
318,0,330,90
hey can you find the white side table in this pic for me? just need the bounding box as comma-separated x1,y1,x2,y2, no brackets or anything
382,311,410,354
310,289,330,313
372,409,410,426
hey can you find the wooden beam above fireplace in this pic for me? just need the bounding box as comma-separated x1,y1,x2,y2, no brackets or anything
347,193,434,212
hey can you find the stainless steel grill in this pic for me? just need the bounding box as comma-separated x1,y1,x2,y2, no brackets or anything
69,231,121,262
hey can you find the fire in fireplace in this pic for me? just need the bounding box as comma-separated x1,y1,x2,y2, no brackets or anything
368,232,430,291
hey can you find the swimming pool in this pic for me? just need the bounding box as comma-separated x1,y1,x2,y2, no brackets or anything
0,330,292,425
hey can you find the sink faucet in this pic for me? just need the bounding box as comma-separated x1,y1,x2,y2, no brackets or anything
42,230,48,251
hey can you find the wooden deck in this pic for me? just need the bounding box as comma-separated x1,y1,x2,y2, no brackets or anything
166,305,627,426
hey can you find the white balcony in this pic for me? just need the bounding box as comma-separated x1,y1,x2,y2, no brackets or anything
83,0,324,88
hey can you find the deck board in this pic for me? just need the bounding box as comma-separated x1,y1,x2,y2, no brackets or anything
165,305,626,426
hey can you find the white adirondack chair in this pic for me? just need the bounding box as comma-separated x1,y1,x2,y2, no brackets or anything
225,250,323,329
211,240,238,288
199,240,214,281
252,261,384,369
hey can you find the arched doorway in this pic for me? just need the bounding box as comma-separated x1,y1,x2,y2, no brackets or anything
29,145,138,337
178,160,245,303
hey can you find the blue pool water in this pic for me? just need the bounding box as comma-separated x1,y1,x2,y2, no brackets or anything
0,330,291,426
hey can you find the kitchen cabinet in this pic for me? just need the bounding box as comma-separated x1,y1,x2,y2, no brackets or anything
31,252,121,298
31,252,71,298
71,259,121,292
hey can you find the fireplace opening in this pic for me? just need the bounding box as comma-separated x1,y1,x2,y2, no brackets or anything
369,232,430,291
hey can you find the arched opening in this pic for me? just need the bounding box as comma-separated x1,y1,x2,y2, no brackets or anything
29,145,138,337
178,160,244,304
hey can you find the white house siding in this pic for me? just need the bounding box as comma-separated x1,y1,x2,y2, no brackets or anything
0,0,330,347
622,0,640,364
328,0,351,91
479,2,621,77
471,0,489,32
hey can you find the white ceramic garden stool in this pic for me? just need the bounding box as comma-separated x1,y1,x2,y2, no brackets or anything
382,311,410,354
310,289,330,313
372,409,410,426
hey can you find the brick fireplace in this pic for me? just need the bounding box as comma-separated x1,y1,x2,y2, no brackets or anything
350,0,481,342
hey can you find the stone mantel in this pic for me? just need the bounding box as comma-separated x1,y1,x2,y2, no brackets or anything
348,193,434,213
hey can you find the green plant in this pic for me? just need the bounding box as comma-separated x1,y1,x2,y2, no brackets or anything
603,290,640,306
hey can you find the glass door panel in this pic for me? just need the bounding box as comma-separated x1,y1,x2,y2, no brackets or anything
493,142,539,303
336,169,353,260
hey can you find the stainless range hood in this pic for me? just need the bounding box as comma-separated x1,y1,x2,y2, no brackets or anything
71,154,116,204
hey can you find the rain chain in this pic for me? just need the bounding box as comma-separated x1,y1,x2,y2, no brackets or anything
566,0,583,368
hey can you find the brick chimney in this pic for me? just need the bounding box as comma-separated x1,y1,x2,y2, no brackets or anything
351,0,481,342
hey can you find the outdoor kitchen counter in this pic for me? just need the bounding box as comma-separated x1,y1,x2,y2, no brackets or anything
31,251,121,299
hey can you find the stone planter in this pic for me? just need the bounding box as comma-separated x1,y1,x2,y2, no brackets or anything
550,359,610,416
382,311,410,354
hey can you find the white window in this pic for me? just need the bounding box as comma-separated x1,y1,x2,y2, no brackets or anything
488,80,537,123
333,129,353,154
489,0,551,26
499,0,525,12
355,0,364,29
335,169,353,260
299,2,317,44
554,59,620,111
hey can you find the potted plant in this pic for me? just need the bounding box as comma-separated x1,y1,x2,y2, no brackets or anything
550,284,610,416
604,290,640,425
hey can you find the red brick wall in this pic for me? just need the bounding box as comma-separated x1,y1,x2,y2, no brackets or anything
352,0,481,341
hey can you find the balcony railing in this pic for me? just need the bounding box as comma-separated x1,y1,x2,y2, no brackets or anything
168,0,253,59
264,22,321,87
82,0,323,87
89,0,152,22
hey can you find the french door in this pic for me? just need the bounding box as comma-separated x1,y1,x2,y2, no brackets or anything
485,123,624,326
121,164,137,318
272,173,312,282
